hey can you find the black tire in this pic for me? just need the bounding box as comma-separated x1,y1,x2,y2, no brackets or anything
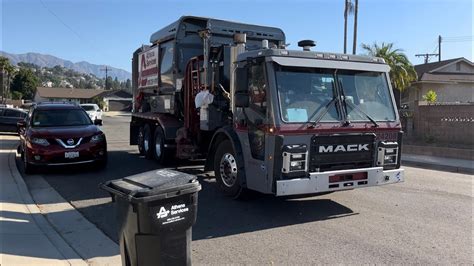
23,150,35,174
153,126,172,164
142,124,154,159
214,140,245,198
137,126,145,155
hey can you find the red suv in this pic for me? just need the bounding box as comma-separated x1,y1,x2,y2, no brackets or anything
18,102,107,173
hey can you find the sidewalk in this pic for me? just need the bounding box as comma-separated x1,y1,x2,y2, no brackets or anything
0,135,86,265
402,153,474,173
0,135,121,266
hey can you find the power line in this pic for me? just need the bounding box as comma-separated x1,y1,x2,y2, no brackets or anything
39,0,83,41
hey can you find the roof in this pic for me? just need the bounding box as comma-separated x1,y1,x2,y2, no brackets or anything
414,57,473,82
101,90,132,99
36,87,105,99
34,103,82,110
149,16,285,44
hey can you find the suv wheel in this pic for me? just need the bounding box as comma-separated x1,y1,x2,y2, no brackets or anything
23,150,35,174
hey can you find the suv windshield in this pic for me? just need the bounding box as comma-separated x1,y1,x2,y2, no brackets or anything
32,109,92,127
81,105,96,111
276,66,396,123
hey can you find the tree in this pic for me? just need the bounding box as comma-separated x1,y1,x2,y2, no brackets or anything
423,89,437,104
10,68,39,100
125,79,131,90
361,42,417,92
343,0,354,54
0,56,16,100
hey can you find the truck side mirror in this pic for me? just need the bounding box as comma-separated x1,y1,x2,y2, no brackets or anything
235,67,248,93
235,92,249,108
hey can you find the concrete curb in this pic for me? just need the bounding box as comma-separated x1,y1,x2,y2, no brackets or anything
9,147,121,265
6,141,87,266
402,157,474,174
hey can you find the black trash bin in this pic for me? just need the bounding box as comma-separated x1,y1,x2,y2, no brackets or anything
100,169,201,266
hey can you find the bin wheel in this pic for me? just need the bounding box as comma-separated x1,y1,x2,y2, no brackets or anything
214,140,244,198
142,124,154,159
138,126,145,155
153,126,172,164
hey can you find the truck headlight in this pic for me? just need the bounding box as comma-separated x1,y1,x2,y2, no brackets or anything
377,142,399,167
282,144,307,176
31,138,50,147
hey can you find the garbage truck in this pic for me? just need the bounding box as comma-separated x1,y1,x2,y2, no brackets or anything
130,16,404,198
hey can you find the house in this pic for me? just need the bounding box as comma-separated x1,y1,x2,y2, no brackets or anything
403,58,474,108
34,87,105,104
101,90,132,111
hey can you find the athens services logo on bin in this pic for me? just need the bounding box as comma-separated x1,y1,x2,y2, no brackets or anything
155,203,190,225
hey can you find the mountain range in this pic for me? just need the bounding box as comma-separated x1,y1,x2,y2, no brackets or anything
0,51,131,81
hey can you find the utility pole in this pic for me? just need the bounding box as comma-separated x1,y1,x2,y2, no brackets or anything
352,0,358,55
438,35,442,62
100,66,111,90
415,53,439,64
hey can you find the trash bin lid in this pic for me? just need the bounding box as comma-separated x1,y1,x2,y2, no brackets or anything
101,169,201,202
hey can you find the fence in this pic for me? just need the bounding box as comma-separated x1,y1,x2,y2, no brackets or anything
405,103,474,145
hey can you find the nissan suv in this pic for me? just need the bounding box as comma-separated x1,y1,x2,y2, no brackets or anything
18,102,107,173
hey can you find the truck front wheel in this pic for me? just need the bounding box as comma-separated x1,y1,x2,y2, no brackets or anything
214,140,244,198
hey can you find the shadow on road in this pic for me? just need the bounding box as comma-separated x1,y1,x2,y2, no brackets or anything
17,149,355,244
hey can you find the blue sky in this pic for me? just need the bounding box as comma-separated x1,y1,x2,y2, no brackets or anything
1,0,472,72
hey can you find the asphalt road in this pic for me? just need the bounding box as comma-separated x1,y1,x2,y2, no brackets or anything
18,115,473,264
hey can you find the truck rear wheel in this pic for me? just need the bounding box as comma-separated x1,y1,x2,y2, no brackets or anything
142,124,154,159
153,126,171,164
214,140,244,198
138,126,145,155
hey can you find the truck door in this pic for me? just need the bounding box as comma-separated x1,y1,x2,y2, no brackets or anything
241,61,270,192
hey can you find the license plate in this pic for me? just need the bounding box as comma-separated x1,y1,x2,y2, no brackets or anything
65,151,79,159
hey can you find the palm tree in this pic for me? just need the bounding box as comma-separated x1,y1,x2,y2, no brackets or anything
344,0,354,54
361,42,417,92
0,56,16,101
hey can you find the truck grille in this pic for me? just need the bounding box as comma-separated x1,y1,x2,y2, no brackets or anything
309,134,375,172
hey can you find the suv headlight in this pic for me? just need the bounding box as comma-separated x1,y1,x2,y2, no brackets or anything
31,138,50,146
91,134,105,143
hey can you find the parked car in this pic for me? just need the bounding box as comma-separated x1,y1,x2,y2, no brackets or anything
80,104,103,124
0,107,28,133
18,102,107,173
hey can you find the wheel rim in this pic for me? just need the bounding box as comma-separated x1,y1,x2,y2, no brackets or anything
155,134,162,158
144,130,150,152
219,153,238,187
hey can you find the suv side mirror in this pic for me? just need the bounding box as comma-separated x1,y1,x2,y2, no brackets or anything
17,120,26,128
94,119,103,126
235,92,249,108
17,120,26,134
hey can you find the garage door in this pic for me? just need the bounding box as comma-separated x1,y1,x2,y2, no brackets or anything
108,100,132,111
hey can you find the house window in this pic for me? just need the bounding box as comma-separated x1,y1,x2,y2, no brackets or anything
456,62,461,71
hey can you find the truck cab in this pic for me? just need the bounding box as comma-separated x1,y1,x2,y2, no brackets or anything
219,48,403,196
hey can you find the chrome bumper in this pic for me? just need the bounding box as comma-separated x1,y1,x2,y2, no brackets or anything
276,167,404,196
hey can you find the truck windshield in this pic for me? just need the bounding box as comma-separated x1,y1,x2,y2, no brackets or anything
276,66,396,123
32,109,92,127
